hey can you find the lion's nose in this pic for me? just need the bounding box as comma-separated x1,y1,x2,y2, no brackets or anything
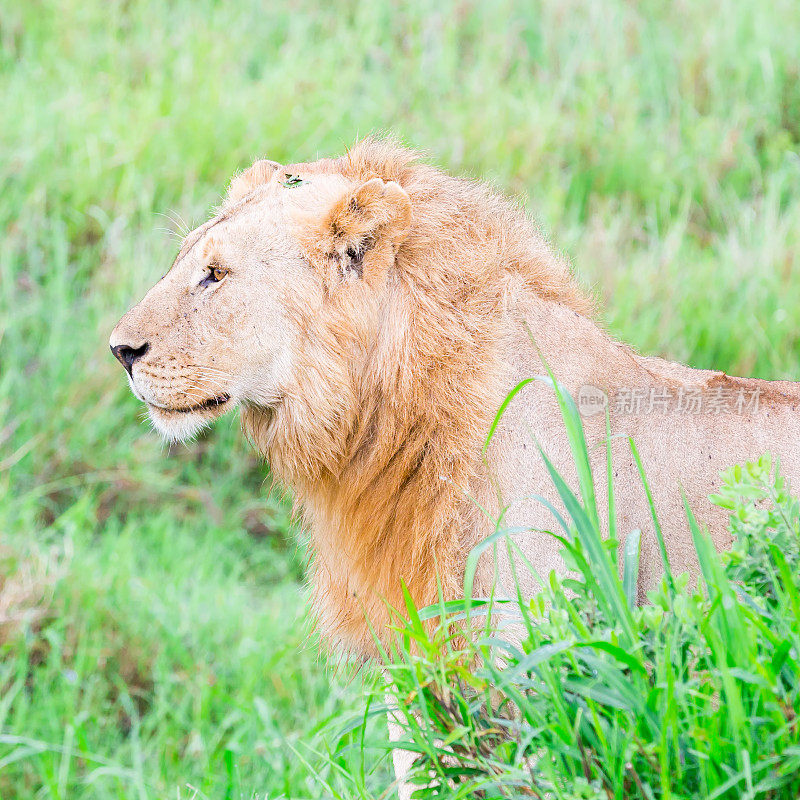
110,342,149,374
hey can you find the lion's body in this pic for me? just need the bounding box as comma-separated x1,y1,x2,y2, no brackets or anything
488,297,800,603
111,138,800,797
111,137,800,653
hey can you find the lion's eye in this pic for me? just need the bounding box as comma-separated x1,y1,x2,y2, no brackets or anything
200,264,228,286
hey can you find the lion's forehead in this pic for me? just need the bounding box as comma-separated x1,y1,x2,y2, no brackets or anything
179,172,350,261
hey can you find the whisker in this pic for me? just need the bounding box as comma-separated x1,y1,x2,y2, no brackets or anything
154,226,184,243
190,371,234,394
155,209,192,238
188,379,228,397
193,366,235,380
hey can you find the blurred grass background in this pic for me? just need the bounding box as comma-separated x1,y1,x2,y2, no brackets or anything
1,0,799,797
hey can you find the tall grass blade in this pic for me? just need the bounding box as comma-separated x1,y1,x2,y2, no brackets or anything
623,528,641,610
630,437,676,595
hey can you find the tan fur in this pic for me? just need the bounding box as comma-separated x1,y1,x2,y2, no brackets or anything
110,138,800,661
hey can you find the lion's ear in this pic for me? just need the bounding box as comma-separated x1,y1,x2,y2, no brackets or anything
323,178,412,281
227,159,282,204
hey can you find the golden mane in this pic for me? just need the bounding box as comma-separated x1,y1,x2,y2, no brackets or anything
241,138,591,653
338,137,591,315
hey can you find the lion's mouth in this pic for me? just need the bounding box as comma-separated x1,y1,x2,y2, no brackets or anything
150,394,231,414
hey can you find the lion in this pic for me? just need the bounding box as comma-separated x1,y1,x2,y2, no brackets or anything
110,138,800,791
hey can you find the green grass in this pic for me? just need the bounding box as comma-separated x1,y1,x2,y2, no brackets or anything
1,0,799,797
361,384,800,799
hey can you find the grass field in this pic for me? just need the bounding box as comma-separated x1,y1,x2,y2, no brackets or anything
1,0,799,797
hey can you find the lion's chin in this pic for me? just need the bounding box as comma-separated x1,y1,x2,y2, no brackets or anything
146,396,233,442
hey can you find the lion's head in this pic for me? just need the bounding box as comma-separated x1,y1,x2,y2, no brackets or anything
110,151,412,445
